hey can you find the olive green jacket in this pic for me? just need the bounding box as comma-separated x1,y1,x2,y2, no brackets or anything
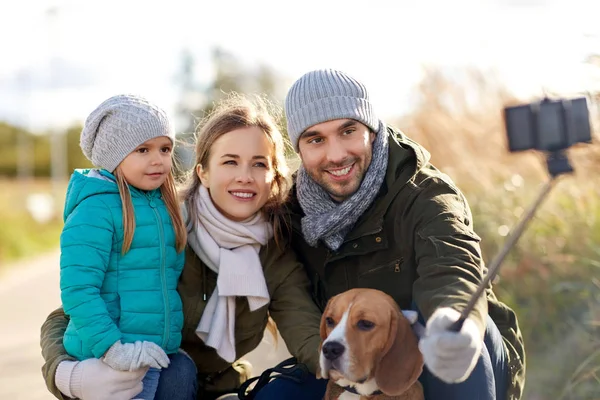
287,127,526,400
40,239,322,399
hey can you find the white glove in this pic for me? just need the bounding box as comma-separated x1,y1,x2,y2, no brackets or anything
55,358,147,400
102,340,170,371
418,307,482,383
401,310,419,324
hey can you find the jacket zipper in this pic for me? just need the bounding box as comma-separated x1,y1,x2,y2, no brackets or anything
148,194,170,349
359,258,404,276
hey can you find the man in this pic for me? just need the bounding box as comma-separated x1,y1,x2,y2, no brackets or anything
253,69,525,400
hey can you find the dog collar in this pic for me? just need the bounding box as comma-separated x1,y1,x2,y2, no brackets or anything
341,385,383,396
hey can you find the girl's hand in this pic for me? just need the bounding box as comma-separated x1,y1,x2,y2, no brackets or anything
102,340,170,371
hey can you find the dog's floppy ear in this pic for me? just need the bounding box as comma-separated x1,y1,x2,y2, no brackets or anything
374,309,424,395
317,297,334,380
320,296,335,341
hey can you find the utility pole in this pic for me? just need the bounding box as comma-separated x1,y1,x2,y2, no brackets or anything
16,70,33,198
46,5,68,208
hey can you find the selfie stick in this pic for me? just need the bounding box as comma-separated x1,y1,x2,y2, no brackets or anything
448,94,591,333
448,151,571,332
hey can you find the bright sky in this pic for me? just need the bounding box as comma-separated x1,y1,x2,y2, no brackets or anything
1,0,600,131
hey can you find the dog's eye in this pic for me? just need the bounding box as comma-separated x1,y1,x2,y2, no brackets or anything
325,317,335,327
357,319,375,331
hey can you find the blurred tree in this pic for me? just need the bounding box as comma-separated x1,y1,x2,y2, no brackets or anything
173,46,290,175
0,122,91,178
175,46,286,132
174,48,205,135
65,124,92,172
0,122,54,177
0,49,289,179
205,47,247,112
0,122,23,176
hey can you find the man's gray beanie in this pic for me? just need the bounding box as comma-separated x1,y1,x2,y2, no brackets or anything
80,94,175,172
284,69,380,151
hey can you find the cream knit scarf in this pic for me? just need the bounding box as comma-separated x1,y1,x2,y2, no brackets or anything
187,185,272,363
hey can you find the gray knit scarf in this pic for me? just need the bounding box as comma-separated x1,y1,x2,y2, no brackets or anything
297,123,389,250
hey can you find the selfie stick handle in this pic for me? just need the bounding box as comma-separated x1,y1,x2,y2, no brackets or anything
448,171,561,333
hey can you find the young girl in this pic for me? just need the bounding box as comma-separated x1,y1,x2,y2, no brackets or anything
57,94,189,400
40,94,323,400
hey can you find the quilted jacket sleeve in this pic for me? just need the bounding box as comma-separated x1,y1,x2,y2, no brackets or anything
40,307,73,400
60,197,122,358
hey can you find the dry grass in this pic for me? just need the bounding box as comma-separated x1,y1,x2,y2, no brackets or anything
395,67,600,399
0,179,66,269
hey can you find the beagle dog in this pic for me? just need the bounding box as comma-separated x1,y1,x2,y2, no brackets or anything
318,288,424,400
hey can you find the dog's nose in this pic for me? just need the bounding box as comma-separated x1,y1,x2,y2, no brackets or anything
322,341,345,360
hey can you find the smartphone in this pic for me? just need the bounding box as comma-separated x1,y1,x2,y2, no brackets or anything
503,97,592,153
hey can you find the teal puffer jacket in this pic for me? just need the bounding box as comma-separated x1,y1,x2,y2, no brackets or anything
60,169,185,360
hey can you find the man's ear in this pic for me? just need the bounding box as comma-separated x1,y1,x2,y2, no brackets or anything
197,164,208,188
374,311,424,396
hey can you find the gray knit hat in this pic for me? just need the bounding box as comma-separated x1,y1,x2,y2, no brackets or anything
284,69,380,151
80,94,175,172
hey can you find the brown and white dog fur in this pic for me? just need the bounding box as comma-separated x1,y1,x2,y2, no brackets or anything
318,288,424,400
